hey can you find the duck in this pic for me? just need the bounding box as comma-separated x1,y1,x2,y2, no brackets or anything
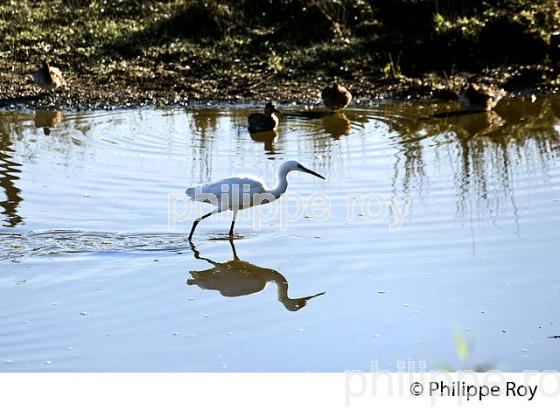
321,83,352,112
32,60,66,89
459,83,505,112
247,102,280,133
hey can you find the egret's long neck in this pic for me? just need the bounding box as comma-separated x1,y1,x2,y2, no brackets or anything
269,273,289,301
269,166,290,199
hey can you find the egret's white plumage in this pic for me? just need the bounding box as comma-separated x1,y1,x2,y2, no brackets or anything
187,176,267,209
186,160,325,240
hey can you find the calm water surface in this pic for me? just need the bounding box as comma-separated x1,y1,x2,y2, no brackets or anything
1,98,559,371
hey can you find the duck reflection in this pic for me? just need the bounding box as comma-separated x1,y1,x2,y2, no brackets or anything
249,129,277,153
430,109,505,137
322,112,352,139
187,239,325,311
453,110,505,137
34,111,62,135
388,96,560,220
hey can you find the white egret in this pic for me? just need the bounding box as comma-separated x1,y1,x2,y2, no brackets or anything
186,160,325,240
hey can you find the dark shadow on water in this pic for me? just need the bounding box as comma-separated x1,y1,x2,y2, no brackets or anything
283,110,332,120
0,114,24,227
321,112,352,139
429,109,487,119
34,111,63,136
187,239,325,311
249,129,277,153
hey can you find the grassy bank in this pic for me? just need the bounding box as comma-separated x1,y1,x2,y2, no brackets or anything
1,0,559,110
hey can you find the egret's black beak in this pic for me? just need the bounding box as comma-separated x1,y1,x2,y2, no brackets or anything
300,165,325,180
274,109,281,114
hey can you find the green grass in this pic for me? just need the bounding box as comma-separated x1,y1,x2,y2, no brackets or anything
1,0,558,104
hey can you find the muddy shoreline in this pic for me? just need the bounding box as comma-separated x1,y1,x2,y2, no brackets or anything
2,1,559,111
1,71,558,112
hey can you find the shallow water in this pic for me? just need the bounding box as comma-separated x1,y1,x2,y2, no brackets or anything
1,98,559,371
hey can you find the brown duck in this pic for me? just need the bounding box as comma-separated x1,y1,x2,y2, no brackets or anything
32,60,66,89
247,102,280,133
460,83,505,112
322,83,352,112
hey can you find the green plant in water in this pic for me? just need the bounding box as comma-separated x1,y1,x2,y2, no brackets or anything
437,327,493,371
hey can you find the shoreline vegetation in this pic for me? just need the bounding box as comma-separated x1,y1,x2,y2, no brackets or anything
1,0,559,111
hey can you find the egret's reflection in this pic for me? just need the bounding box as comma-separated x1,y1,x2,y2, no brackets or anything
34,111,62,135
187,239,325,311
249,130,277,153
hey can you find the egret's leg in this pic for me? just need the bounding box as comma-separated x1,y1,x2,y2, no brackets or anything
228,237,239,261
229,210,238,237
188,211,215,241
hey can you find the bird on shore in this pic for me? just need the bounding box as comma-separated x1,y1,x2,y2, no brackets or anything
322,83,352,112
32,60,66,89
186,160,325,241
460,83,505,112
247,102,280,133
